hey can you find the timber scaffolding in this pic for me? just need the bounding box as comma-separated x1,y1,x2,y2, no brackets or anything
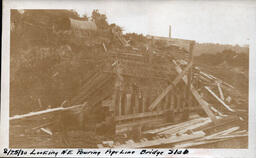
67,38,247,147
98,44,248,148
66,41,204,135
9,36,248,148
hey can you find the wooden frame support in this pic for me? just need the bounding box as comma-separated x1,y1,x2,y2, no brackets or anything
205,86,234,112
173,61,218,124
148,61,193,111
187,41,195,108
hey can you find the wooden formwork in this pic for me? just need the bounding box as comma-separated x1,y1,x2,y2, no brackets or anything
99,42,201,135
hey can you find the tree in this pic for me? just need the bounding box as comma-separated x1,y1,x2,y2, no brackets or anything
91,9,108,29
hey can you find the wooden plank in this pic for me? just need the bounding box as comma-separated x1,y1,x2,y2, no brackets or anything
115,118,165,134
31,121,55,130
173,61,218,124
199,71,234,89
71,73,111,104
106,70,170,81
115,131,205,148
203,126,240,140
87,83,113,108
210,106,225,117
102,42,107,52
158,118,210,135
174,135,247,148
217,82,225,100
148,61,193,111
143,117,208,135
116,109,170,121
9,103,86,121
190,86,217,123
205,86,235,112
69,72,100,103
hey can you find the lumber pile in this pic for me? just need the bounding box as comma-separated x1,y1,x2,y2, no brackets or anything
97,114,247,148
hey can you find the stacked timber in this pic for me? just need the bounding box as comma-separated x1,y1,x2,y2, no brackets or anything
97,115,247,148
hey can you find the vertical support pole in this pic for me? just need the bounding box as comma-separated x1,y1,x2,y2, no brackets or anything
142,90,147,112
182,86,186,112
156,90,162,112
125,94,132,115
114,89,119,117
135,93,139,113
187,41,195,109
114,62,124,119
176,93,181,113
138,88,143,113
170,91,175,111
119,91,123,116
168,91,175,122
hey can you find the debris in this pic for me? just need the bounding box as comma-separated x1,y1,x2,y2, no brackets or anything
205,86,235,112
217,82,225,100
102,42,108,52
40,128,53,136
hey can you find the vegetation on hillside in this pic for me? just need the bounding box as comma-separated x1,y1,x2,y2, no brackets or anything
10,9,116,116
195,49,249,97
193,43,249,56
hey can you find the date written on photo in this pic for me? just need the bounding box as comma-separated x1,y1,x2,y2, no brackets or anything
2,148,189,157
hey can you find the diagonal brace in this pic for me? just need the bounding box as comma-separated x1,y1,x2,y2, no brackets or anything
148,61,193,111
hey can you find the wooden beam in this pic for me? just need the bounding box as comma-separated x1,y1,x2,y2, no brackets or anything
143,117,208,135
205,86,235,112
115,131,205,148
191,86,218,123
148,61,193,111
134,94,139,113
113,90,119,116
142,91,148,112
125,94,132,114
9,103,86,121
119,92,123,116
102,42,107,52
187,42,195,103
173,61,218,124
217,82,225,100
199,71,234,89
115,118,165,134
115,109,170,121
